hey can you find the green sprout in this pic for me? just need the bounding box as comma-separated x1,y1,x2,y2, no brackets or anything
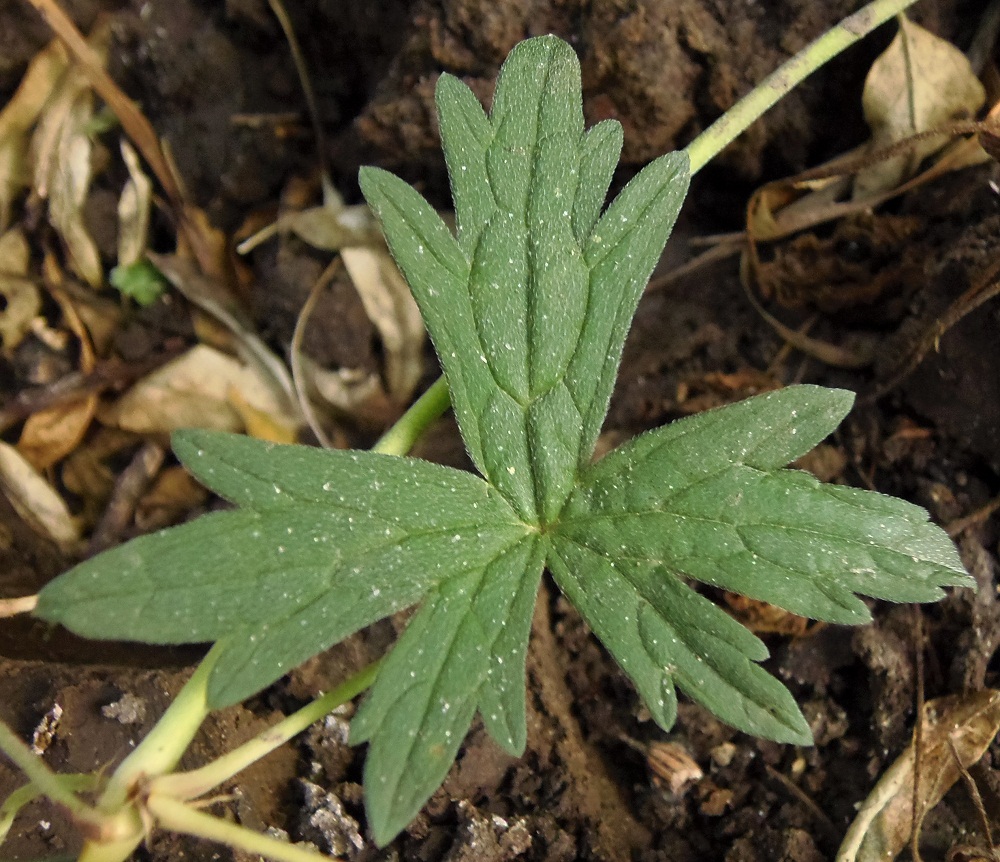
109,259,169,306
1,1,971,858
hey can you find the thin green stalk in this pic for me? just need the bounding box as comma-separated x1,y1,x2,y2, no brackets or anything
373,374,451,455
152,659,381,800
0,776,96,842
146,794,334,862
684,0,919,174
97,643,222,810
0,723,103,828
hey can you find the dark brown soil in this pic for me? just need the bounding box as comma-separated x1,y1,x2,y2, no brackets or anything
1,2,999,861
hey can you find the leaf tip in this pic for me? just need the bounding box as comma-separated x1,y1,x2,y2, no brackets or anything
358,165,400,209
434,71,464,102
367,804,406,849
170,427,208,463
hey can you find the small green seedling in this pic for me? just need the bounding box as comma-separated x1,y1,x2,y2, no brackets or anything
2,3,972,858
35,34,970,843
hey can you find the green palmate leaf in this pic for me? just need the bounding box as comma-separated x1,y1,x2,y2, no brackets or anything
30,31,971,852
558,386,969,620
37,430,529,708
351,533,546,845
363,36,689,524
547,540,811,743
550,386,971,741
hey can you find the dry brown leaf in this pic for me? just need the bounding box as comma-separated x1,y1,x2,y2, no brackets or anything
63,287,121,356
290,204,376,249
227,386,299,443
746,171,852,244
46,267,97,372
17,258,103,468
341,245,425,402
0,227,40,352
149,252,298,418
856,15,986,197
23,0,222,277
0,226,30,276
0,39,68,232
30,22,111,287
60,427,136,527
742,18,989,283
836,690,1000,862
306,360,387,409
100,344,292,436
236,187,425,412
236,198,379,255
17,396,98,471
299,356,393,429
745,131,988,261
0,440,80,546
117,139,152,266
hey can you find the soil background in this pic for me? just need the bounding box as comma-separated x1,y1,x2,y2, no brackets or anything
1,1,999,861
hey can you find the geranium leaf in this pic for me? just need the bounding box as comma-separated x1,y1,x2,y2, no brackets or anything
558,386,969,624
36,431,529,708
549,386,970,740
547,538,812,744
364,36,690,524
350,533,546,846
29,31,971,853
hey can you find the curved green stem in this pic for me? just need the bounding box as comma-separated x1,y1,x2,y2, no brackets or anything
373,374,451,455
0,775,96,843
98,644,222,811
0,723,103,827
684,0,919,174
147,794,334,862
152,659,381,800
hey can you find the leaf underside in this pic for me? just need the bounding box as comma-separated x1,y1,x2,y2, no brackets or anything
32,33,971,850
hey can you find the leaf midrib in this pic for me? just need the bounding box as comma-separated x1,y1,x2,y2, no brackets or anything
561,474,927,553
